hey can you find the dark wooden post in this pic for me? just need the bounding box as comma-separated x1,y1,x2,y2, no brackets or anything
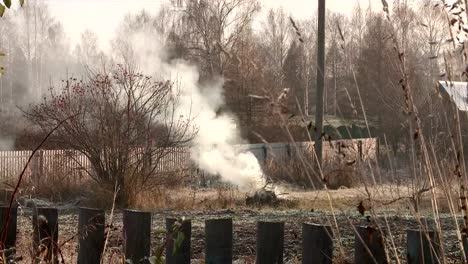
33,207,59,263
358,140,363,161
407,229,442,264
166,218,191,264
123,210,151,263
32,150,44,185
0,189,13,204
463,235,468,263
302,223,333,264
38,150,44,180
256,221,284,264
205,218,232,264
376,138,380,157
0,206,17,258
354,226,387,264
78,208,105,264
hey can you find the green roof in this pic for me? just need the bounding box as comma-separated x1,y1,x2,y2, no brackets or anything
288,115,375,128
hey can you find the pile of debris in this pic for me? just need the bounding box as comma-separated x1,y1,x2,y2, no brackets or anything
245,189,279,207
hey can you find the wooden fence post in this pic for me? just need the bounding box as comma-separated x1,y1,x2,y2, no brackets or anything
0,189,13,204
256,221,284,264
166,218,191,264
123,210,151,263
33,207,58,263
0,206,17,258
463,235,468,263
205,218,232,264
78,208,105,264
357,140,363,161
38,150,44,180
354,226,387,264
302,223,333,264
407,229,442,264
32,150,44,185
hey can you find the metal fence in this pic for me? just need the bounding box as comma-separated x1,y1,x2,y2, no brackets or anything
246,138,377,164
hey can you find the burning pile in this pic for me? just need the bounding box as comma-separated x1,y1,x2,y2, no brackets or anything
246,189,278,206
245,184,284,207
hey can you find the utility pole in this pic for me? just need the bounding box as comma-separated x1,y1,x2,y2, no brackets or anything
314,0,326,166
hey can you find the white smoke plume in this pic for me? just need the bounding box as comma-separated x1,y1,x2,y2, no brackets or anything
124,31,267,192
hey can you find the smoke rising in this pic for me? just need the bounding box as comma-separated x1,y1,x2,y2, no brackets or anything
171,62,267,192
125,31,267,192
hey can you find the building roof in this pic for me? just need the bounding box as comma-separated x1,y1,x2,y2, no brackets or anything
439,81,468,111
288,115,375,128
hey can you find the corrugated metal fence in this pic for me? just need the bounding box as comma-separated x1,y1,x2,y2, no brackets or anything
246,138,377,164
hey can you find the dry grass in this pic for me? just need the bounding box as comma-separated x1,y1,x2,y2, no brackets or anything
130,187,245,211
110,182,461,214
19,174,83,204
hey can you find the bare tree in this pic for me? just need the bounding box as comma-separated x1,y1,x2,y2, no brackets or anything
325,12,347,117
414,0,448,81
260,8,293,91
173,0,260,77
294,18,317,117
73,29,105,69
25,65,195,205
14,0,55,101
223,28,270,126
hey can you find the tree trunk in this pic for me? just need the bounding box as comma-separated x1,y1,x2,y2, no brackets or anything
115,175,130,207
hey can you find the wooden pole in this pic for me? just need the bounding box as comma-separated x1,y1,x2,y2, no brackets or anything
354,226,387,263
407,229,441,264
256,221,284,264
78,207,105,264
123,210,151,263
314,0,326,166
205,218,232,264
302,223,333,264
166,218,191,264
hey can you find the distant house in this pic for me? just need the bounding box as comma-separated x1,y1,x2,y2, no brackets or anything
438,81,468,111
438,81,468,155
287,115,378,140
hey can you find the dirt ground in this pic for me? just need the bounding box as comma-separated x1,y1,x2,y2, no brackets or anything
12,185,467,263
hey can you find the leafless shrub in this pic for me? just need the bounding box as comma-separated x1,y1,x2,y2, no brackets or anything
323,167,359,190
24,64,195,206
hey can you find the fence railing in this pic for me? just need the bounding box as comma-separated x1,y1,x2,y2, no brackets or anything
0,138,378,183
0,206,452,263
0,148,192,183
